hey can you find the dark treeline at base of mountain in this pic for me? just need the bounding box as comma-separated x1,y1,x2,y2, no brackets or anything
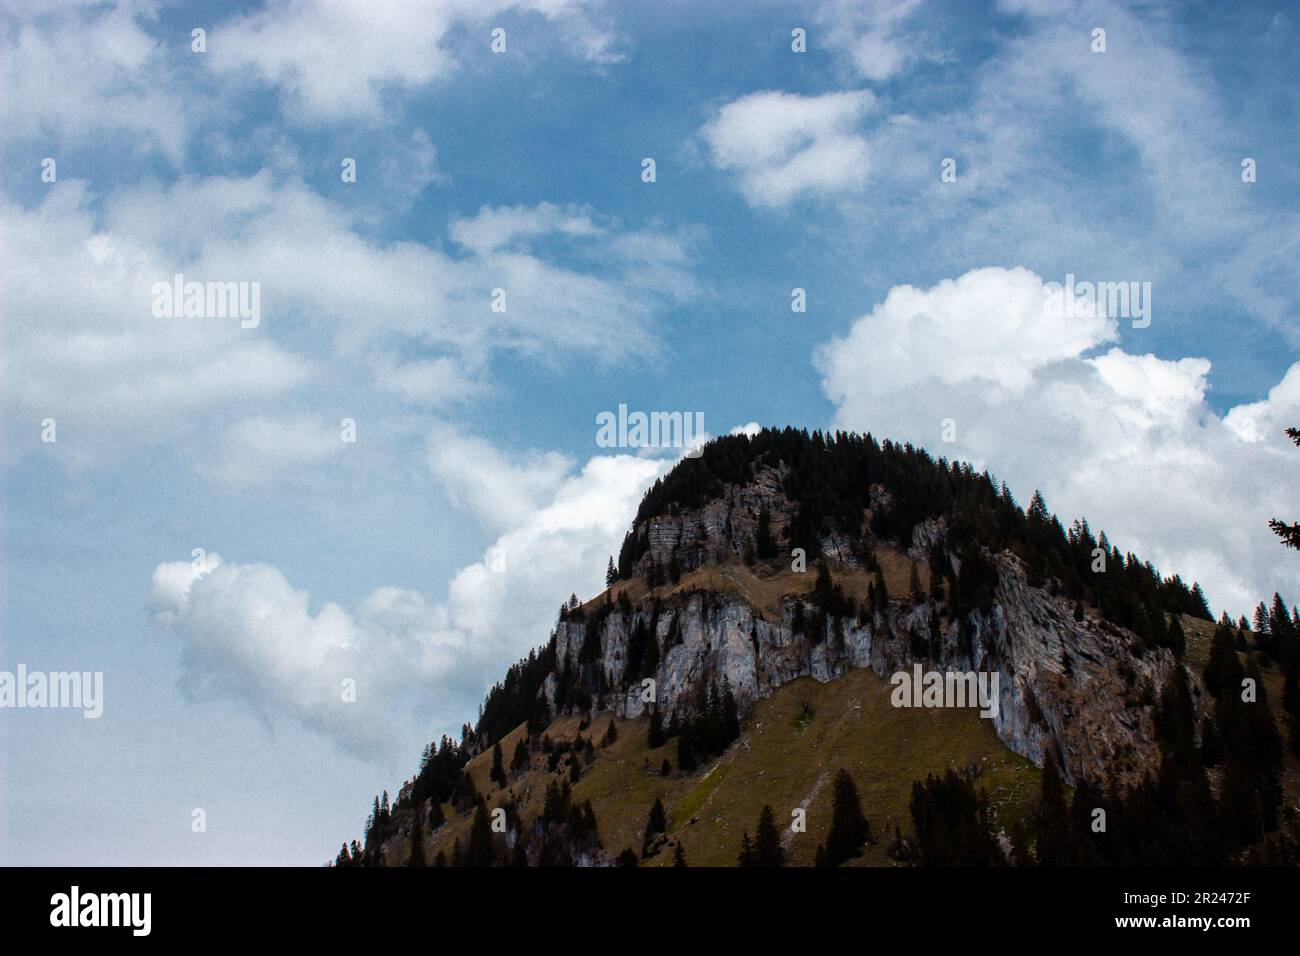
335,427,1300,867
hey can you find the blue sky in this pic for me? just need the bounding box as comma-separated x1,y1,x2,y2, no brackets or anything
1,0,1298,864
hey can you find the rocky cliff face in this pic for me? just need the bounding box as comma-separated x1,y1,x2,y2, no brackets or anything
549,474,1201,792
629,462,870,576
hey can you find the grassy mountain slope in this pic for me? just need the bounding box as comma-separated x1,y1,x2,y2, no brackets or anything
383,664,1043,867
367,611,1300,868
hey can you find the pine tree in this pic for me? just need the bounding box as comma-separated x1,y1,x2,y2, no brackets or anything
928,543,947,600
511,737,529,773
467,799,494,867
1271,593,1297,662
366,794,380,846
606,556,618,586
909,563,923,603
452,768,479,812
721,680,741,742
737,831,756,867
644,797,668,855
677,731,697,772
1203,624,1238,698
1215,652,1284,846
672,842,687,867
1035,757,1071,865
1269,427,1300,548
754,805,786,866
428,798,446,830
581,799,601,847
490,741,507,789
1063,779,1104,865
1164,614,1185,656
874,568,889,612
909,770,1003,865
643,621,660,676
407,818,425,867
1190,583,1212,621
647,706,665,748
616,848,638,867
819,769,872,866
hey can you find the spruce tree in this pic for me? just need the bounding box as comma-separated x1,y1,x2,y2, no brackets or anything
1167,614,1186,658
721,680,740,742
1190,583,1212,621
677,731,697,772
1067,780,1104,865
672,842,687,867
908,770,1003,865
467,799,494,867
407,818,425,867
820,768,872,866
754,805,786,866
452,768,479,812
1268,427,1300,548
644,797,668,853
1034,757,1070,865
490,741,507,789
874,568,889,612
511,737,529,773
737,831,756,867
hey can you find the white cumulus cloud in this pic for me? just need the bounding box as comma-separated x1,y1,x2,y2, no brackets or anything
207,0,624,123
701,90,876,208
150,440,671,757
815,266,1300,616
0,177,694,466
